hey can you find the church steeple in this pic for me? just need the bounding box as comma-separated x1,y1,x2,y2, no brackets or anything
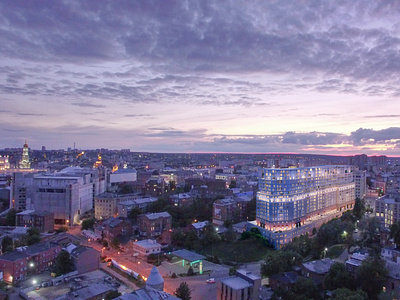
19,140,31,169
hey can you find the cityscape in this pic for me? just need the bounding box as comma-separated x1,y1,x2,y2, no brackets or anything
1,1,400,300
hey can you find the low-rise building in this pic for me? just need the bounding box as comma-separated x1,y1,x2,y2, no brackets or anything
132,239,161,258
0,242,62,284
300,258,334,285
94,192,142,220
70,246,100,274
169,193,194,207
95,217,132,242
15,210,54,233
213,198,236,226
345,252,369,275
217,269,261,300
117,197,158,218
138,212,171,239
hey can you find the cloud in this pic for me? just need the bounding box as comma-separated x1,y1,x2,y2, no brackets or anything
17,113,46,116
71,102,105,108
282,132,347,145
350,127,400,146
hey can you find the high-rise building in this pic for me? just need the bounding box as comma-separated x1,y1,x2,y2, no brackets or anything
354,170,367,200
248,165,355,248
19,141,31,169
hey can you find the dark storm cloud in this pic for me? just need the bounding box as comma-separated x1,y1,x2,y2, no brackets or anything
350,127,400,146
1,1,400,85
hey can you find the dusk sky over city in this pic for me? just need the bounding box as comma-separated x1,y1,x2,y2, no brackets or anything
1,1,400,155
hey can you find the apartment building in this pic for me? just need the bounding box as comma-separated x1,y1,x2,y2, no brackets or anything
0,242,62,284
248,165,355,248
15,210,54,233
138,212,171,239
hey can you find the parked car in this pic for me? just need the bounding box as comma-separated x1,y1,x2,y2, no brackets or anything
206,278,215,284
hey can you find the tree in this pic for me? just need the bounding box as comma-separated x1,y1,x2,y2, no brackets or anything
324,262,354,291
111,237,120,249
81,219,95,231
105,290,121,300
1,236,13,253
390,220,400,248
175,282,191,300
54,250,74,276
224,226,237,244
353,198,365,220
292,276,322,300
26,227,41,245
128,208,141,222
5,208,16,226
355,258,388,300
359,217,381,245
56,226,68,233
261,251,302,278
331,288,368,300
187,266,194,276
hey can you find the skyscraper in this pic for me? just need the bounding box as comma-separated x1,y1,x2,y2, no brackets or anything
248,165,355,248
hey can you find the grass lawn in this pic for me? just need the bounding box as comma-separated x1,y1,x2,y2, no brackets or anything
108,265,144,287
327,244,345,258
199,239,274,263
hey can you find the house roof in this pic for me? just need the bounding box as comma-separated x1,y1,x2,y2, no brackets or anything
143,212,171,220
302,258,334,274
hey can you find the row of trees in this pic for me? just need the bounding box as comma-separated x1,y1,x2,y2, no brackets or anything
1,227,42,254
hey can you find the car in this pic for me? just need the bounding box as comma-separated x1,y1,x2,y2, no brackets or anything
206,278,216,284
354,229,359,233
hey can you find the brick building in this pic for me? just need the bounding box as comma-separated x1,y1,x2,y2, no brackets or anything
70,246,100,274
15,210,54,233
95,217,132,242
138,212,172,240
0,242,62,284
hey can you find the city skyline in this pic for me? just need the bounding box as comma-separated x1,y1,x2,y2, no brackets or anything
1,1,400,156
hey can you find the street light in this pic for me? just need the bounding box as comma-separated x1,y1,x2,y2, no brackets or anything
32,279,37,285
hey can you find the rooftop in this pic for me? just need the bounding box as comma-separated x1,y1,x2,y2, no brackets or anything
221,276,253,290
134,239,161,248
117,287,179,300
146,266,164,286
171,249,206,262
302,258,334,274
0,242,60,262
144,212,171,220
74,283,112,299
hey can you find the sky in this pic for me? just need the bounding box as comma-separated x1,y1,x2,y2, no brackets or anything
1,1,400,156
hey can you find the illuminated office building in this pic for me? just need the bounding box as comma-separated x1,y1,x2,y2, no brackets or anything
248,165,355,248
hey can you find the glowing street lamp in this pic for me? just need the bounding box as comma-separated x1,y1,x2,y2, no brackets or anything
29,262,34,268
32,279,37,285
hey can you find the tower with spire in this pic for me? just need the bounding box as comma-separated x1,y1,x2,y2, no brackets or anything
19,140,31,169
